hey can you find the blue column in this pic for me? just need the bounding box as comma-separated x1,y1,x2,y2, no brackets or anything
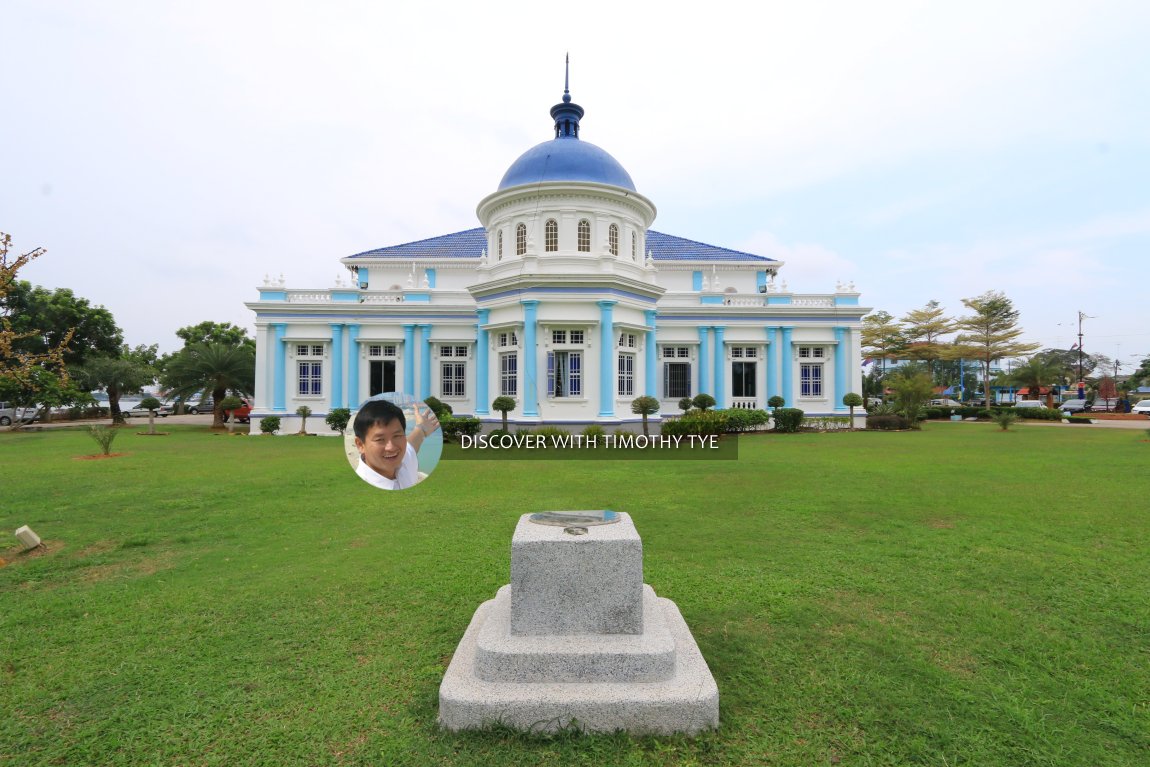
697,326,710,397
766,326,778,401
834,326,848,410
346,324,360,408
425,268,437,288
402,324,415,394
597,301,616,417
272,323,287,411
330,324,344,410
713,326,726,409
475,309,490,415
418,324,432,401
644,309,657,398
781,326,794,406
521,301,539,417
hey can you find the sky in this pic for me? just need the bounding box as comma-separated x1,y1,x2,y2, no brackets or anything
4,2,1149,372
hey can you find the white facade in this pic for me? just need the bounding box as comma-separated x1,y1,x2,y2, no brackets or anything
246,88,869,432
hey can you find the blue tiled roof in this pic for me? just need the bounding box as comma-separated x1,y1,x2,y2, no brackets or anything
347,228,776,264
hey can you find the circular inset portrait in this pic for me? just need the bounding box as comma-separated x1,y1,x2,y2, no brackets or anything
345,393,443,490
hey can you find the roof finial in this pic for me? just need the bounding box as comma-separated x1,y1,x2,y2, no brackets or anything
563,53,571,103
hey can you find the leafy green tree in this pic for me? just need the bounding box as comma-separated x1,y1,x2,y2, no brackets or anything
692,393,716,412
4,280,121,365
175,321,255,351
161,342,255,428
325,408,351,435
860,310,906,376
887,364,935,428
77,345,158,424
1,233,84,425
630,395,660,436
954,291,1039,414
767,395,785,409
678,397,693,413
491,395,517,432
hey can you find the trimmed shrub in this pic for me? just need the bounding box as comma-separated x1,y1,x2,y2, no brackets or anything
692,393,716,412
259,416,281,434
723,408,770,433
661,410,729,437
678,397,693,413
772,407,805,433
325,408,351,434
1015,407,1061,421
440,415,481,441
423,396,453,419
767,395,786,409
866,414,910,431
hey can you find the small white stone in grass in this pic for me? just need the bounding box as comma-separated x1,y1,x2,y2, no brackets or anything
14,525,41,550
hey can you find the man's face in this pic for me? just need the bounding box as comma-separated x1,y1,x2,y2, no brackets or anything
355,418,407,480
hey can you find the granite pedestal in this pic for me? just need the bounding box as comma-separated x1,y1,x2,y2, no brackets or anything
438,512,719,734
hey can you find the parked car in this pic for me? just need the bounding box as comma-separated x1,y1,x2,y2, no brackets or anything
1059,399,1089,414
124,402,174,418
0,401,38,426
928,398,963,408
1130,400,1150,415
1087,398,1118,412
221,398,253,424
188,399,214,415
1014,400,1048,410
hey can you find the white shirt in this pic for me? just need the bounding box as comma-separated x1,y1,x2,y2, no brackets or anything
355,443,420,490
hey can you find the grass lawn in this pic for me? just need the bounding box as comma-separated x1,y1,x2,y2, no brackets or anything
1,423,1147,766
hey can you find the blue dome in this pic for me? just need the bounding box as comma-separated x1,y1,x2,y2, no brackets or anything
498,137,637,192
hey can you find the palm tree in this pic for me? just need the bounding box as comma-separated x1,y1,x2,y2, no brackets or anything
1010,356,1060,406
161,342,255,429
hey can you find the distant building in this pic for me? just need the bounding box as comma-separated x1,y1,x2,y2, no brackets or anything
246,76,869,432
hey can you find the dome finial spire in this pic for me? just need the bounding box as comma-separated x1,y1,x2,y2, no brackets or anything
550,54,583,138
563,52,571,103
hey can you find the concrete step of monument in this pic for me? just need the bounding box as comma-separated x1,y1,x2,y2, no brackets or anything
474,585,676,684
440,592,720,735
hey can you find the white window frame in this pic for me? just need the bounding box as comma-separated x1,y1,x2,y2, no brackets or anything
800,362,823,398
545,219,558,252
547,351,583,398
577,219,591,252
618,352,634,397
500,352,518,397
441,361,467,398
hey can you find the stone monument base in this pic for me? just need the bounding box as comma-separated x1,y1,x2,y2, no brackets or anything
438,512,719,734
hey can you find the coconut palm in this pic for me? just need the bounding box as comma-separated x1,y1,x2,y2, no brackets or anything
161,342,255,429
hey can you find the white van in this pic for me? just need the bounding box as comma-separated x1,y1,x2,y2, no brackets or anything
1014,400,1047,410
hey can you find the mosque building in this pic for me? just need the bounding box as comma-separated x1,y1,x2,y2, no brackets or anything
246,74,869,433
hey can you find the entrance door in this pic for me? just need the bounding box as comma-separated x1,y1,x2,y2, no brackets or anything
369,360,396,396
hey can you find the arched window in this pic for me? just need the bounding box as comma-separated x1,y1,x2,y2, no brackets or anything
545,219,558,252
516,223,527,256
609,224,619,256
497,230,503,260
577,219,591,252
